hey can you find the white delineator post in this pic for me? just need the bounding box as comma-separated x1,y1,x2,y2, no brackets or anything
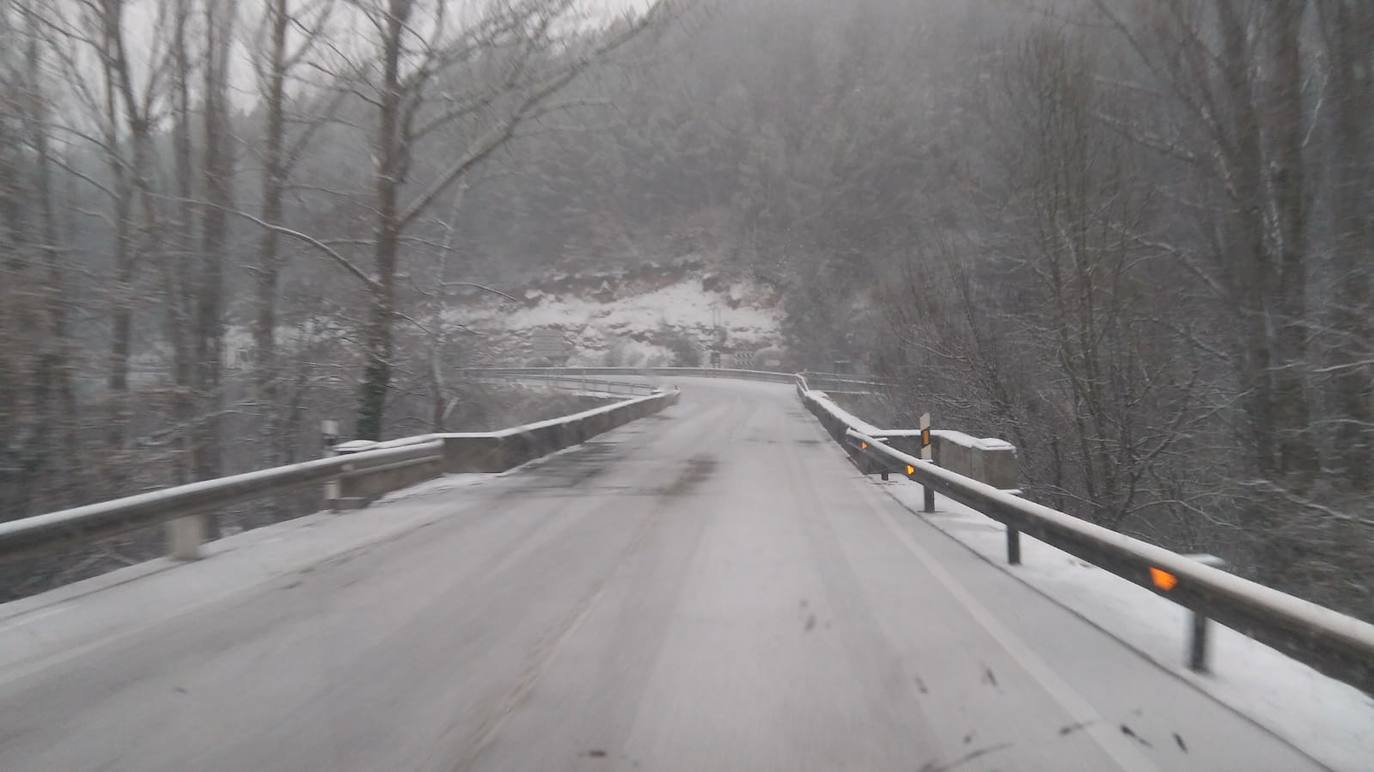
321,420,341,509
329,440,379,511
920,412,935,513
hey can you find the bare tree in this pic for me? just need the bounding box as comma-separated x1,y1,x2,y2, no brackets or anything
1096,0,1323,486
163,0,197,485
876,23,1202,538
36,0,174,459
309,0,671,439
21,2,81,510
1316,1,1373,491
0,0,43,515
246,0,342,465
189,0,237,482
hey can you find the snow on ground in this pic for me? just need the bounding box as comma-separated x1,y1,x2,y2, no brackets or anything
447,276,782,364
873,478,1374,772
208,274,781,372
464,279,778,335
373,473,500,505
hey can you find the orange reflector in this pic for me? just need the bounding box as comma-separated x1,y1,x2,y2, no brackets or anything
905,464,915,476
1149,567,1178,591
860,441,868,450
921,428,931,447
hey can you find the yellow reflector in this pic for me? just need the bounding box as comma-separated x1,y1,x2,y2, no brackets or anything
905,464,915,476
860,441,868,450
1149,567,1178,591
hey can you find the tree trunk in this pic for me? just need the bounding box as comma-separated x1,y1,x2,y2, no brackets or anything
1216,0,1280,479
193,0,236,490
25,19,79,508
102,0,160,461
255,0,290,465
1266,0,1317,490
1323,1,1374,490
355,0,413,441
357,229,399,441
0,104,35,517
166,0,195,485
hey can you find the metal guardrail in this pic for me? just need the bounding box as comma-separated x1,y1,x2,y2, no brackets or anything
795,372,893,392
0,390,678,564
0,369,788,565
456,372,658,397
790,376,1374,693
0,441,443,561
455,366,802,384
829,427,1374,695
500,370,1374,693
456,366,888,394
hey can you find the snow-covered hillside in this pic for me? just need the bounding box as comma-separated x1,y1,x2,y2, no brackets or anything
448,272,786,367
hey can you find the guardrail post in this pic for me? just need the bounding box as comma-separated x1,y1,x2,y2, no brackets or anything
330,439,377,511
1006,528,1021,565
1185,553,1227,673
166,515,205,560
1189,610,1210,672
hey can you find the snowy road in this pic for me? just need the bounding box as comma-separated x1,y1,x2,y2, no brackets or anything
0,379,1322,770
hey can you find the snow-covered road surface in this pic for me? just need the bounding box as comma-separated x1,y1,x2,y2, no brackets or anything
0,379,1325,770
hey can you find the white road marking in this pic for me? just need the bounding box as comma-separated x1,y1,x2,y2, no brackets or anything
870,500,1159,772
0,605,69,632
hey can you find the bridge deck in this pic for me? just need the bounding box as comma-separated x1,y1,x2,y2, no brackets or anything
0,379,1318,770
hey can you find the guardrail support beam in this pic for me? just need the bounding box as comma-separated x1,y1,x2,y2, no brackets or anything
166,515,205,560
1189,610,1211,673
1185,553,1226,673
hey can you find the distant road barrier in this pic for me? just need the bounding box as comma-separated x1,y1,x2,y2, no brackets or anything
455,365,802,384
0,389,679,564
455,365,895,393
790,376,1374,696
454,371,658,398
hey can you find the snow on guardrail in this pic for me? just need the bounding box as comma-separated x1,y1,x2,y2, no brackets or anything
840,427,1374,698
790,371,1374,697
0,389,679,566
